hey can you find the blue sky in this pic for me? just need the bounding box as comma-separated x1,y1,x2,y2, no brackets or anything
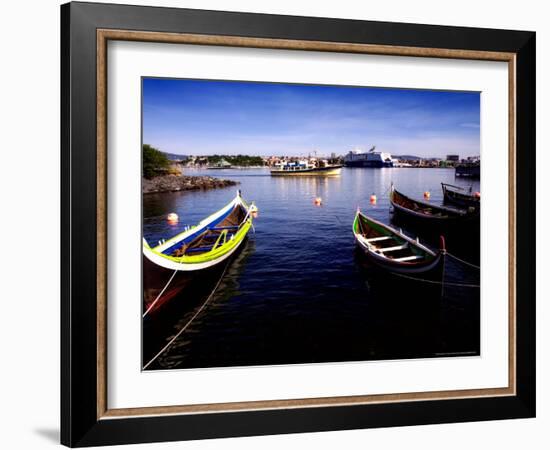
142,78,480,158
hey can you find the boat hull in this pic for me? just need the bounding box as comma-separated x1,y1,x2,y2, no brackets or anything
443,193,480,208
390,201,480,229
442,185,480,209
144,233,247,271
355,240,442,276
390,185,479,226
353,212,444,278
143,239,247,315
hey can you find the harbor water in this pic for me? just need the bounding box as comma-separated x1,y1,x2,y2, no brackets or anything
143,167,480,370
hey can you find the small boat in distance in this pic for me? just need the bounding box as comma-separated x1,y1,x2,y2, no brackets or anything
353,210,445,276
390,184,477,225
207,158,233,169
270,159,342,176
441,183,480,209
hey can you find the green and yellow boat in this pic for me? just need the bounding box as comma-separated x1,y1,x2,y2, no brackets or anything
143,191,256,272
143,191,257,314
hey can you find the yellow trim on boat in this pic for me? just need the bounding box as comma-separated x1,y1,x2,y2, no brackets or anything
147,219,252,265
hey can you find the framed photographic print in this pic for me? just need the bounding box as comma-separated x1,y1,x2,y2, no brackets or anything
61,1,536,447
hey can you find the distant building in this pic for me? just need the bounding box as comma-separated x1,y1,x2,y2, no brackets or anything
446,154,460,162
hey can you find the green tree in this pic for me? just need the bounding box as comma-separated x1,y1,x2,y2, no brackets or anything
142,144,170,178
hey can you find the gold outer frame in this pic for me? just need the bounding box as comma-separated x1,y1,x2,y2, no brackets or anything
96,29,516,420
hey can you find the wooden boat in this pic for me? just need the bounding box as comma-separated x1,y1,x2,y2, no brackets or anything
143,191,256,273
143,191,256,314
353,210,445,275
389,184,477,225
441,183,480,209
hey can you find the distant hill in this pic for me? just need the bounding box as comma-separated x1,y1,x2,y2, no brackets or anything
162,152,189,161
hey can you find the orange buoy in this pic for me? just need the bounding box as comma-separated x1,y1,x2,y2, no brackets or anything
369,194,377,205
167,212,179,224
474,191,481,198
423,191,431,200
314,196,322,206
250,204,259,218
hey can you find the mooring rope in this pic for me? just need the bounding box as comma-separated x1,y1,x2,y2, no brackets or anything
440,250,447,297
142,257,232,370
142,269,179,318
446,252,480,270
389,270,480,288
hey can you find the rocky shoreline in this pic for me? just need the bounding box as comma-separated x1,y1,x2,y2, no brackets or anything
143,175,238,194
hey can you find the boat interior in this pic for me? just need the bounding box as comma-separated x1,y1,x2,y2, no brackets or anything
393,190,450,217
171,204,247,257
356,215,430,263
444,186,479,202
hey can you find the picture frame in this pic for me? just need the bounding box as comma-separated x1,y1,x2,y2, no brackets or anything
61,1,535,447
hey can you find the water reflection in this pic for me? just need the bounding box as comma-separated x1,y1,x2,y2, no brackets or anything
143,167,480,370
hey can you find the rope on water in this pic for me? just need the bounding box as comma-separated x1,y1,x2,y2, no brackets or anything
143,269,179,318
332,213,344,225
389,270,480,288
446,252,480,270
381,184,392,198
142,258,232,370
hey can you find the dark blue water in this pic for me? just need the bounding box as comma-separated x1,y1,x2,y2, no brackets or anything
143,168,480,370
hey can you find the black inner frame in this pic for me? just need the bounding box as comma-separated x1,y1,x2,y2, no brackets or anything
61,2,536,447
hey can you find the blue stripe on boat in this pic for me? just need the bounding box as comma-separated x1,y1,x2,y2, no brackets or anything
185,246,216,253
161,206,236,255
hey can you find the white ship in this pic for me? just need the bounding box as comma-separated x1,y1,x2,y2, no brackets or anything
344,146,394,168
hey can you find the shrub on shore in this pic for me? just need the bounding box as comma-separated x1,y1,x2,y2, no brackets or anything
143,144,170,179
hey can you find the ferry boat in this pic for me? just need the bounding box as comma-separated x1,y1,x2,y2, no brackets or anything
270,159,342,176
344,146,394,168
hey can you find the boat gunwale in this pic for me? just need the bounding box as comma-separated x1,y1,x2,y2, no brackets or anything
390,185,470,218
441,182,480,204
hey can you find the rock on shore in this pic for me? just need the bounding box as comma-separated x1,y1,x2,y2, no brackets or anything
143,175,238,194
